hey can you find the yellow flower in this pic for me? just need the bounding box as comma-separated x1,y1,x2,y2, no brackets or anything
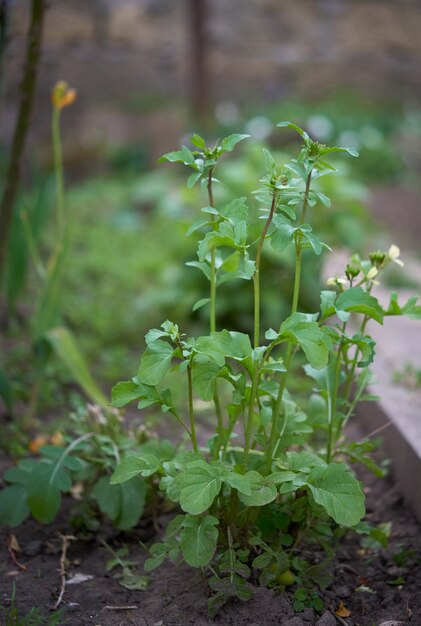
52,80,77,109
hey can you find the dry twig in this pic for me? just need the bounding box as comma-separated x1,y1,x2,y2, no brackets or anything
53,533,76,610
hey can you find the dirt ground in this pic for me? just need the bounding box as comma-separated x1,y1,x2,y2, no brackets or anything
1,421,420,626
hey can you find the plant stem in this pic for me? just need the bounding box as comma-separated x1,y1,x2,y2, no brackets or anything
266,171,312,472
253,193,277,348
207,169,216,333
242,368,259,470
207,168,224,458
326,322,347,464
187,363,198,453
343,315,369,402
242,193,278,468
52,106,65,237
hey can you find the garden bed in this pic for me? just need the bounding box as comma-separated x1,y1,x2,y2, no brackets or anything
1,422,420,626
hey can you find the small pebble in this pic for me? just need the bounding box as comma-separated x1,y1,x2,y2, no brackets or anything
386,565,407,577
23,540,43,557
315,611,337,626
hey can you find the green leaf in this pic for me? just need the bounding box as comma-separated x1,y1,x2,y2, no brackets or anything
110,454,160,483
194,336,226,367
186,260,211,280
180,515,219,567
349,333,376,367
192,297,210,312
335,287,383,324
307,463,365,526
144,543,168,571
270,215,295,253
0,485,29,526
212,330,252,361
186,218,209,237
111,379,155,408
237,471,277,507
220,134,250,152
138,340,174,385
280,313,330,369
277,121,309,141
159,146,196,167
45,327,108,406
192,360,221,401
220,197,248,224
385,292,421,320
26,463,65,524
93,476,146,530
191,133,206,149
179,462,223,515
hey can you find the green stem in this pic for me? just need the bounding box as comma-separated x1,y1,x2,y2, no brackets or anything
343,315,369,402
52,106,65,237
242,368,259,470
187,363,198,453
266,171,312,472
207,169,216,333
253,193,277,348
326,323,347,464
207,168,224,458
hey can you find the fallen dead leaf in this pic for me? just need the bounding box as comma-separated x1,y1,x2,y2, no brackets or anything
8,534,21,552
29,435,47,453
50,431,65,446
335,600,351,618
67,572,95,585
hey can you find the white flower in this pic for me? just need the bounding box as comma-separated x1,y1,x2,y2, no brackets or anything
366,266,380,284
327,276,347,286
388,244,404,267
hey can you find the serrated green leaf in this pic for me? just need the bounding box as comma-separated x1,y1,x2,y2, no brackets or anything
110,454,160,484
138,340,174,385
112,379,155,408
180,515,219,567
307,463,365,526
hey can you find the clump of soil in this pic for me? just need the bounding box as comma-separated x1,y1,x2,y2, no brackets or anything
1,427,420,626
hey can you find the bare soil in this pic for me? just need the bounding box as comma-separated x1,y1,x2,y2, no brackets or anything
1,422,420,626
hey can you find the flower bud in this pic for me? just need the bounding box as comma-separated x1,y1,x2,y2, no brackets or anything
52,80,77,109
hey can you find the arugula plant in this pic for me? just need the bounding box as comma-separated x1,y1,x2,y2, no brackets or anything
111,123,420,611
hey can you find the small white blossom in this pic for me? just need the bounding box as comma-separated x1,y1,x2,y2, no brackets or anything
366,266,380,284
327,276,347,286
388,244,404,267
